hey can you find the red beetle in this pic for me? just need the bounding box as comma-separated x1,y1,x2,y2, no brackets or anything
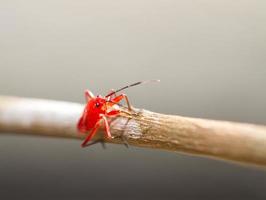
77,80,159,147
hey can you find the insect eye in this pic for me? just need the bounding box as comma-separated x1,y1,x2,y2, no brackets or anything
95,102,100,108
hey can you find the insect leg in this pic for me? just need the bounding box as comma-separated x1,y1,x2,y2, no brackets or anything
108,89,117,99
111,94,132,111
84,90,95,102
100,114,112,138
81,122,100,147
106,110,120,116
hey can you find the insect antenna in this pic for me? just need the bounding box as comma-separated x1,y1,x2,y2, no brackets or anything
105,79,160,97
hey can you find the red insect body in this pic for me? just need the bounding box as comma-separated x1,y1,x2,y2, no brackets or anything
77,91,131,147
78,96,107,133
77,80,159,147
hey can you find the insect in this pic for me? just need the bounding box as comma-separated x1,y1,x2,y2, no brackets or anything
77,80,159,147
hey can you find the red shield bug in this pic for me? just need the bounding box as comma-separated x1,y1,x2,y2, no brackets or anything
77,80,160,147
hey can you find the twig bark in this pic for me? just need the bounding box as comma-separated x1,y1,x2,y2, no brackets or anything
0,96,266,167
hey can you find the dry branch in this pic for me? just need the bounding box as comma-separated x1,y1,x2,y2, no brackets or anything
0,96,266,167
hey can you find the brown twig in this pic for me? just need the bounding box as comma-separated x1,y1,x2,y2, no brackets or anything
0,96,266,167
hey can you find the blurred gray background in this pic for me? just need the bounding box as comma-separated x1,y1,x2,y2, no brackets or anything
0,0,266,199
